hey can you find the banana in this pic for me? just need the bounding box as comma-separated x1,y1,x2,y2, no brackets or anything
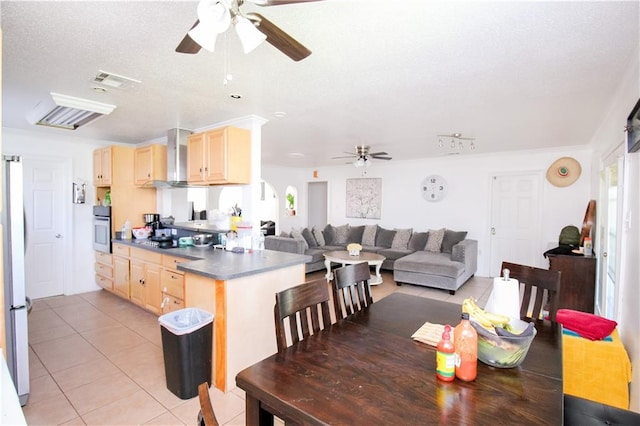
461,298,510,328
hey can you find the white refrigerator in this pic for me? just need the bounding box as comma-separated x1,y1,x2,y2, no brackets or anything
2,155,29,405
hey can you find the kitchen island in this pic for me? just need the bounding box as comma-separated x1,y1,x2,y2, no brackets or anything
109,240,310,392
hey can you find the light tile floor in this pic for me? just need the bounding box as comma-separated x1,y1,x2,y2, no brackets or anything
23,272,491,425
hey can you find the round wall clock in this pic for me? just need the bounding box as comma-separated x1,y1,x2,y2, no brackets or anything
422,175,448,201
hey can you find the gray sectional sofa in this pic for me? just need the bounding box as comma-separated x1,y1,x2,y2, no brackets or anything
265,224,477,294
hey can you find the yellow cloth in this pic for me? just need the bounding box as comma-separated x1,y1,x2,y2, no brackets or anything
562,328,632,409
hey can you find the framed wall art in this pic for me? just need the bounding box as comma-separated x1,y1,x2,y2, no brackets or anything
346,178,382,219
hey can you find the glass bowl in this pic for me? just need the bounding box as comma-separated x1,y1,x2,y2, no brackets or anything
474,318,537,368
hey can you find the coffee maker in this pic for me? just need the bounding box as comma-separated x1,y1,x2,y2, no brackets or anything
143,213,161,232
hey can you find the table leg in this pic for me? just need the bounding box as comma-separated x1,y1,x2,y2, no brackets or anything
324,258,333,281
245,395,274,426
370,262,383,285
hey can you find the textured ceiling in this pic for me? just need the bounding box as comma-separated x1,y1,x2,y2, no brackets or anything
1,1,639,167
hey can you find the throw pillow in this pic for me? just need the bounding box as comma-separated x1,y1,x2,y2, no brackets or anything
312,227,325,246
290,228,308,249
323,224,335,245
441,230,468,254
279,231,291,238
361,224,378,246
408,232,429,251
347,225,365,244
391,228,412,249
425,228,445,252
376,227,396,248
301,227,318,248
333,224,350,245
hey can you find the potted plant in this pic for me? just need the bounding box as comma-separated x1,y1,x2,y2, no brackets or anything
286,193,296,215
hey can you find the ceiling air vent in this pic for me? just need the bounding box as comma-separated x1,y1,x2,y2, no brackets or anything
27,92,116,130
91,70,140,90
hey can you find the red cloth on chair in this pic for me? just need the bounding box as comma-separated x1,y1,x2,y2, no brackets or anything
557,309,618,341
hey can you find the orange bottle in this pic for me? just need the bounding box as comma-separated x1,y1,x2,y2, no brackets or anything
454,312,478,381
436,325,455,382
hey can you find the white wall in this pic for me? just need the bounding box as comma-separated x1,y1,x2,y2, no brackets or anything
264,146,592,277
2,127,119,295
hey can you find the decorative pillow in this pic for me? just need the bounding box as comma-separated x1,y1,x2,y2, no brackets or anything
312,227,325,246
425,228,446,252
323,224,335,245
441,230,468,254
301,227,318,248
333,224,350,245
408,232,428,251
375,227,396,248
347,225,365,244
290,228,308,249
361,224,378,246
279,231,291,238
391,228,412,249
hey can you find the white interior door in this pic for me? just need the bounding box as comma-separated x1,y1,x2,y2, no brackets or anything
23,157,67,299
489,173,542,277
596,156,624,319
307,181,328,229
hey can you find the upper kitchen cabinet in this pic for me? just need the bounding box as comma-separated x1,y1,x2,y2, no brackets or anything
134,144,167,185
93,147,112,186
187,126,251,184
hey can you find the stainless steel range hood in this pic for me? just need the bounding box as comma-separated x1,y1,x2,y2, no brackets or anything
147,128,193,188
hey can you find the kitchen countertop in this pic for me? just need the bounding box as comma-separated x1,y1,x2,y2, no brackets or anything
112,239,310,280
171,221,230,233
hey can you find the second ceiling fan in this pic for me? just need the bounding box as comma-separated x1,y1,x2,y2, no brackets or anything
332,145,393,167
176,0,322,61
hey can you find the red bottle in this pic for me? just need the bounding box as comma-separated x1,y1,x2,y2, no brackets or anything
454,312,478,382
436,325,455,382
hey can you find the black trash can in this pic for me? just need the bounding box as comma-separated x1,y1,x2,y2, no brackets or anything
158,308,214,399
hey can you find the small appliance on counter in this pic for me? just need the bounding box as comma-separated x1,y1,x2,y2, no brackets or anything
143,213,161,232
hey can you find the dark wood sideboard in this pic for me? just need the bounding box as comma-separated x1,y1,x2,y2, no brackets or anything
547,254,596,313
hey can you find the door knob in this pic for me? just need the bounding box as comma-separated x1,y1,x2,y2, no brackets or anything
491,227,496,235
55,233,62,238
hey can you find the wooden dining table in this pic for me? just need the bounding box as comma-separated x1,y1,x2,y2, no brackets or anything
236,292,563,425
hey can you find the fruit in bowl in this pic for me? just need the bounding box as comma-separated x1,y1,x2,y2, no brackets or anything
132,227,151,239
462,298,537,368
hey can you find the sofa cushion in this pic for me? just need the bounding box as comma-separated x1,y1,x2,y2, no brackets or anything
408,231,429,251
425,228,446,252
312,227,325,246
376,227,396,248
378,248,413,261
394,251,464,278
301,227,318,248
361,224,378,246
291,228,308,249
391,228,412,249
347,225,365,244
441,230,468,254
323,224,335,245
305,247,328,264
334,224,350,245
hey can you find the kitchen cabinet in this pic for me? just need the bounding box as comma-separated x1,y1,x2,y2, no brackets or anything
129,248,162,314
547,254,596,313
161,254,187,313
187,126,251,184
113,253,130,300
94,251,113,291
134,144,167,185
93,147,112,186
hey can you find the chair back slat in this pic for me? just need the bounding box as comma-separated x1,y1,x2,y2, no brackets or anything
275,278,332,352
502,261,561,322
333,263,374,320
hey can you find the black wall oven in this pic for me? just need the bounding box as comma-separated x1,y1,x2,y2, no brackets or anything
93,206,111,253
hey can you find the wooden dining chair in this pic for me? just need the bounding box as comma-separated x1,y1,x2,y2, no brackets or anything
197,382,219,426
274,278,332,352
332,262,374,319
501,261,562,322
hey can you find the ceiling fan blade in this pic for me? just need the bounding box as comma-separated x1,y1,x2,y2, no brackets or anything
247,0,325,6
332,155,356,159
368,151,388,156
372,156,392,160
246,12,311,61
176,20,202,54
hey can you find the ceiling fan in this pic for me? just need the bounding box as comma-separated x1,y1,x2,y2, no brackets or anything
332,145,393,167
176,0,322,61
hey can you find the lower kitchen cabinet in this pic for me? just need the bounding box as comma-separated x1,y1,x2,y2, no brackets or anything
129,248,163,314
95,251,113,291
113,254,130,299
161,254,187,313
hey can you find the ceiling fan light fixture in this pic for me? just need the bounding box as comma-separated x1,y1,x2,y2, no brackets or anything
188,23,219,52
354,157,365,167
234,15,267,53
198,0,231,31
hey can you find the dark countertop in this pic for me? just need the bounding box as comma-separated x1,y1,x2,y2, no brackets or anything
171,221,229,233
112,239,310,280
